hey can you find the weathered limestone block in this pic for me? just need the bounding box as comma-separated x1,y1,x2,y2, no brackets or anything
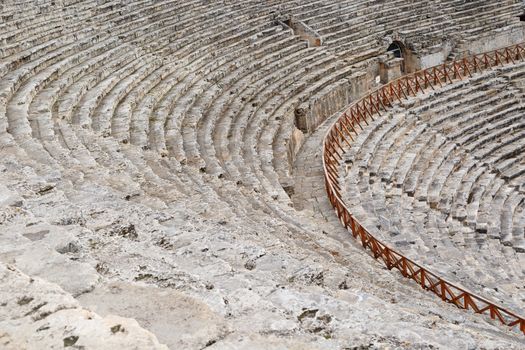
78,282,229,349
0,263,168,350
0,223,99,297
380,56,404,84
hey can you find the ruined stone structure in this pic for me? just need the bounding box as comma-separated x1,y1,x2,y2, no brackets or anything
326,47,525,336
1,1,525,349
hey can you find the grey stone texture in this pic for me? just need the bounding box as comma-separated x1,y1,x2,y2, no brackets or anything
0,0,524,349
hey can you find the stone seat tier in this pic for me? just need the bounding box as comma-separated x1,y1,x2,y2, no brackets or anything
2,1,525,347
341,65,525,311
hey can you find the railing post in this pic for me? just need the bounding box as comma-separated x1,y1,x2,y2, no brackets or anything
464,294,471,311
384,246,392,269
462,58,472,77
472,55,479,73
440,280,447,301
352,218,357,238
490,305,496,320
401,258,408,277
359,225,367,248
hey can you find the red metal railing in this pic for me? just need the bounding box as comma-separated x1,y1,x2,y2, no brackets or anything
323,44,525,335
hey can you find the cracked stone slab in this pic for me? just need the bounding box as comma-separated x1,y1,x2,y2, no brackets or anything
0,262,168,349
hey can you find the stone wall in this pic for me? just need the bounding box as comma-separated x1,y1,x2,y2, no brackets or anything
379,56,404,84
282,18,323,47
419,42,454,69
287,63,378,170
416,26,525,69
465,26,525,55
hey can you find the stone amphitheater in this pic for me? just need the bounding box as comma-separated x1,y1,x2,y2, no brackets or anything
1,0,525,349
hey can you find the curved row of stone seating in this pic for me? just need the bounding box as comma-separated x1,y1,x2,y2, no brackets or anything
2,2,266,191
0,3,297,305
340,68,525,311
0,0,208,67
0,10,400,343
2,1,525,345
298,0,523,56
0,0,350,266
1,0,522,280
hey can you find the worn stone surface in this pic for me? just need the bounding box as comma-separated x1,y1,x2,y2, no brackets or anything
0,1,524,349
0,263,168,349
340,72,525,313
78,282,229,349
